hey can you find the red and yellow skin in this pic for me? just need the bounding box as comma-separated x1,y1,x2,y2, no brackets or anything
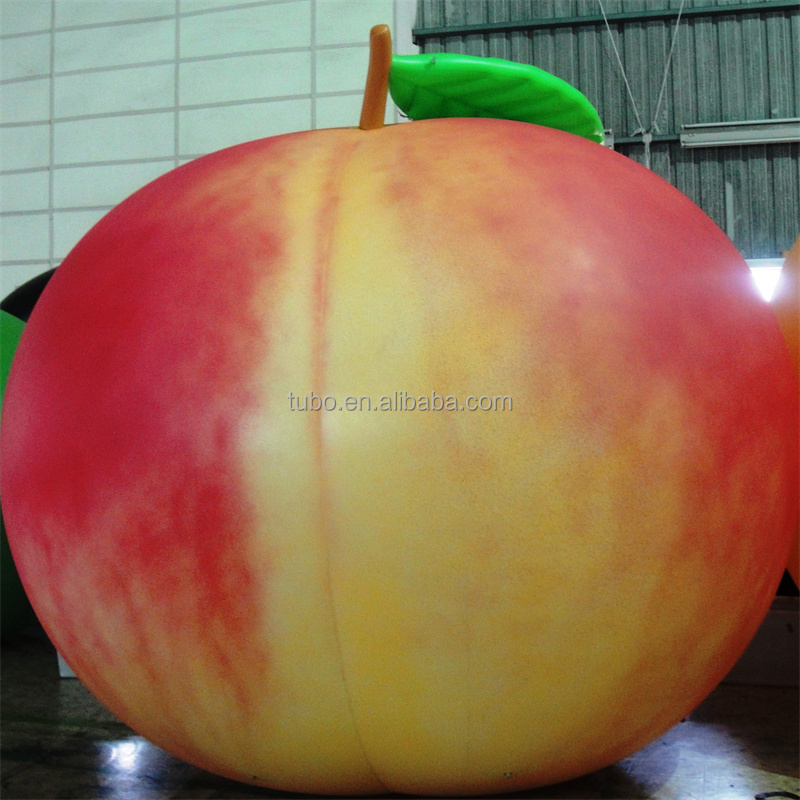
1,118,797,796
771,235,799,587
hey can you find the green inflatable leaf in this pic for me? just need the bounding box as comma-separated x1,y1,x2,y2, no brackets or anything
389,53,604,143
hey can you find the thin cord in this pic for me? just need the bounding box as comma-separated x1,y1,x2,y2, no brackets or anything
599,0,687,169
651,0,687,134
598,0,645,137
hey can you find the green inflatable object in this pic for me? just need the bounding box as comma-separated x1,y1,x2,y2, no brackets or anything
1,309,36,636
389,52,605,143
1,310,24,396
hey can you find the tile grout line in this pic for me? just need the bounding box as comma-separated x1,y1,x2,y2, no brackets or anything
2,157,188,177
0,40,370,87
393,0,400,124
2,90,364,129
393,0,397,125
310,0,317,130
0,0,303,41
175,0,180,167
48,0,56,272
2,206,115,218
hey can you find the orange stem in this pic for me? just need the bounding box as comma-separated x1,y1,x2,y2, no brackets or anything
359,25,392,131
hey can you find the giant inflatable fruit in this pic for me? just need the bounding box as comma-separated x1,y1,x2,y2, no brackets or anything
1,26,797,797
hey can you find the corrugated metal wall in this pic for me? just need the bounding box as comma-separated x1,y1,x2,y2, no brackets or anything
413,0,799,258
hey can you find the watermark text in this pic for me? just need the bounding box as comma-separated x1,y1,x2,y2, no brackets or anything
288,391,512,412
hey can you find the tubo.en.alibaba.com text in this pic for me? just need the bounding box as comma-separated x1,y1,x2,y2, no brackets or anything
287,391,513,412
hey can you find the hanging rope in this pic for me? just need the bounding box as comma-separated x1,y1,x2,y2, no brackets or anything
598,0,686,169
598,0,645,137
651,0,686,135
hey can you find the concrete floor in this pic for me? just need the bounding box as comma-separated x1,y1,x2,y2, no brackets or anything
1,626,798,800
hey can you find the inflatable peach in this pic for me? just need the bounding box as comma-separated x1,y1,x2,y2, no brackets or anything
1,26,797,797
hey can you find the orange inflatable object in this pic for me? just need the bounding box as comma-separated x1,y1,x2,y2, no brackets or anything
771,235,800,588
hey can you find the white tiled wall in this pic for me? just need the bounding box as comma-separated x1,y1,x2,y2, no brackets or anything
0,0,418,298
